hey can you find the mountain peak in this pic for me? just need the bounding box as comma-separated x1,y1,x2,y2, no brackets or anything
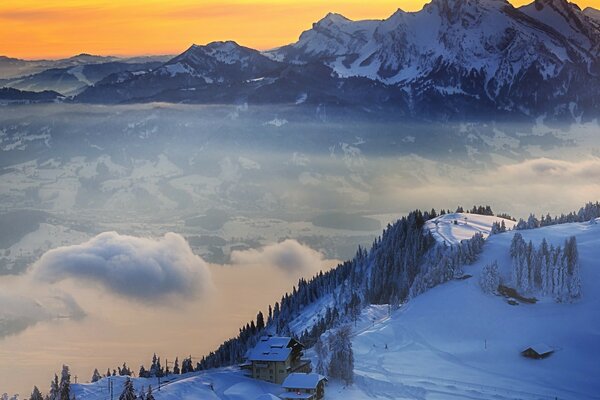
531,0,582,12
583,6,600,20
316,12,352,26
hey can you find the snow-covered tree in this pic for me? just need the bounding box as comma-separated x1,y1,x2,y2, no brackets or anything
47,374,59,400
58,365,70,400
479,261,500,294
145,386,155,400
314,335,328,375
328,325,353,385
119,378,136,400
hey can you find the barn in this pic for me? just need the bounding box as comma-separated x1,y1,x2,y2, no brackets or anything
521,343,554,359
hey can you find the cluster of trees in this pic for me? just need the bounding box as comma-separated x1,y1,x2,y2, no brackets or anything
515,201,600,230
118,378,155,400
197,209,487,371
490,220,508,235
314,325,354,385
410,233,485,298
27,365,72,400
510,234,581,301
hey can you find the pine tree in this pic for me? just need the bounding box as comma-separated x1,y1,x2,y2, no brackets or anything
119,378,136,400
29,386,43,400
91,368,102,383
314,336,328,375
48,375,59,400
479,261,500,294
173,357,180,375
59,365,70,400
328,325,354,385
256,311,265,331
146,387,155,400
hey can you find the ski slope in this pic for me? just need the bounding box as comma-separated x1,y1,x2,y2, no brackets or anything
72,220,599,400
425,213,516,245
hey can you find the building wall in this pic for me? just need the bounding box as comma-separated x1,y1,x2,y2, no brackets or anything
251,360,290,384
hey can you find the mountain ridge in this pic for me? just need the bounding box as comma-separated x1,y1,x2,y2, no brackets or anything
3,0,600,121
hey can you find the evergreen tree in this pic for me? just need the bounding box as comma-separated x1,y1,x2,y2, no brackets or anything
59,365,70,400
48,375,59,400
328,325,354,385
118,378,136,400
173,357,180,375
314,336,328,375
91,369,102,383
146,387,155,400
29,386,43,400
138,366,147,379
256,311,265,331
479,261,500,294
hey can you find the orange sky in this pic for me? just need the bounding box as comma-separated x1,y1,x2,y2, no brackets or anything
1,0,598,60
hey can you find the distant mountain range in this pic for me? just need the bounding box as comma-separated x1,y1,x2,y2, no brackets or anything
2,0,600,121
0,54,171,96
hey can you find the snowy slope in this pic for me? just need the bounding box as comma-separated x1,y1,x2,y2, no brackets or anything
71,220,599,399
425,212,516,245
343,221,600,400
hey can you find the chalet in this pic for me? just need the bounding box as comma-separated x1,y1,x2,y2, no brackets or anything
521,343,554,359
280,373,327,400
243,336,311,384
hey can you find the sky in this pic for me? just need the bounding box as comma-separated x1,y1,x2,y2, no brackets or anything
1,0,599,60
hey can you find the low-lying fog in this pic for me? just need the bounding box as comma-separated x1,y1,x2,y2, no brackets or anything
1,103,599,395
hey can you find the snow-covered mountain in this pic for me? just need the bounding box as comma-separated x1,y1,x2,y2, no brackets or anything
75,41,284,103
0,61,163,96
271,0,600,118
69,215,600,399
70,0,600,120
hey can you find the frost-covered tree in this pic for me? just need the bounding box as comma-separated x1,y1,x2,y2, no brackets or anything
479,261,500,294
328,325,353,385
29,387,43,400
145,386,155,400
59,365,70,400
48,374,59,400
119,378,136,400
510,234,581,302
314,336,328,375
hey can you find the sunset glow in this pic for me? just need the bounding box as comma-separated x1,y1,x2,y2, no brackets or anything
1,0,598,60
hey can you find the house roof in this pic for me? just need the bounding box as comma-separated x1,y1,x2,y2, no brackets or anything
522,343,554,355
282,373,327,390
247,336,296,362
279,393,313,400
254,394,281,400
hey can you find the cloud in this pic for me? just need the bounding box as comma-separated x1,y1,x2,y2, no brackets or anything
32,232,212,301
0,291,85,339
230,239,326,275
494,157,600,184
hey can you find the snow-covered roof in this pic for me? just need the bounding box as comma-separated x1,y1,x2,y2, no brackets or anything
254,394,281,400
247,336,295,362
282,373,327,389
522,343,554,355
279,393,313,400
